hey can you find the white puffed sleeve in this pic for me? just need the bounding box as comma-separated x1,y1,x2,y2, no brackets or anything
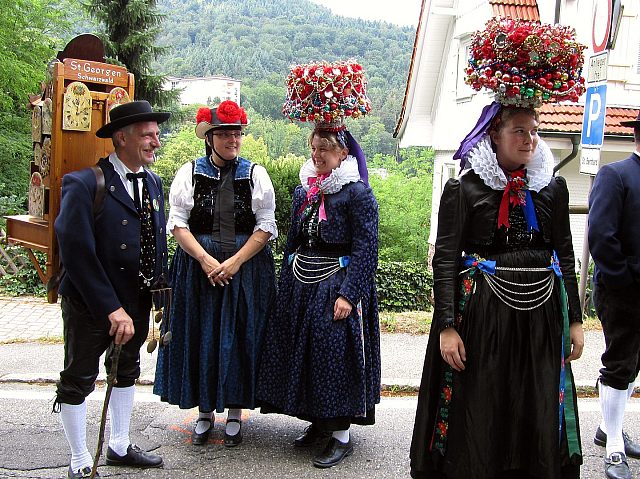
166,161,195,233
251,164,278,239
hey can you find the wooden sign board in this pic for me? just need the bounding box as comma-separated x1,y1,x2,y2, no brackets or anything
63,58,129,87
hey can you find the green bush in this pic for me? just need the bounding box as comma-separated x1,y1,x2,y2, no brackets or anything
273,255,432,312
375,260,433,312
0,113,32,200
261,154,305,254
0,245,46,297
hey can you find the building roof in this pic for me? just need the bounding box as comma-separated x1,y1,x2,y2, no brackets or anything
489,0,539,21
393,0,427,139
539,103,637,136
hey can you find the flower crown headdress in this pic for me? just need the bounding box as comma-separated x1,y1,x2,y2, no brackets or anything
465,17,586,108
282,59,372,127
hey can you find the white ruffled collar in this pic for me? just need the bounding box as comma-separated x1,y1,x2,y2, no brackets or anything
461,134,554,192
299,155,361,193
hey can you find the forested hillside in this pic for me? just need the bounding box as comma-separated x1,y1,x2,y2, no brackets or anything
156,0,413,88
154,0,414,134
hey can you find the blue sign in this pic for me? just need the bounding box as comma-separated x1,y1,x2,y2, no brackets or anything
581,83,607,147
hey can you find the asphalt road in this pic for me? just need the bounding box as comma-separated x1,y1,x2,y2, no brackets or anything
2,384,640,478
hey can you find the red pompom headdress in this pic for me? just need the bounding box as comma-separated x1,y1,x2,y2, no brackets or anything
282,60,372,129
465,18,586,108
195,100,249,139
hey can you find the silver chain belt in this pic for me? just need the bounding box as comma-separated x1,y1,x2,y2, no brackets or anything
471,265,555,311
291,253,349,284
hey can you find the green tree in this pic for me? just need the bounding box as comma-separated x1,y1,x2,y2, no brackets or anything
0,0,68,112
86,0,178,107
370,171,432,262
243,79,286,120
0,0,75,229
152,123,204,196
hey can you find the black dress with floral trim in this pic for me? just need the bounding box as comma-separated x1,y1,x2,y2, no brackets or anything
410,171,582,479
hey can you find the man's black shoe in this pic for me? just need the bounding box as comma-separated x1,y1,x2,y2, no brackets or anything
68,466,99,479
595,427,640,459
312,438,354,468
105,444,163,468
192,418,212,446
294,424,330,447
605,452,631,479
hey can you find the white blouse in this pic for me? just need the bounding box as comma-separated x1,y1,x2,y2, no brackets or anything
167,160,278,239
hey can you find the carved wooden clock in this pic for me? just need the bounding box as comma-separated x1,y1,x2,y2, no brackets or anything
62,81,92,131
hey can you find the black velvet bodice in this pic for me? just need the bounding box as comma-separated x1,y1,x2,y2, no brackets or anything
188,165,256,236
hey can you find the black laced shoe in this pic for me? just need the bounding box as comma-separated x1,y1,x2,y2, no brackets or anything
67,466,99,478
312,438,354,468
106,444,163,468
294,424,331,447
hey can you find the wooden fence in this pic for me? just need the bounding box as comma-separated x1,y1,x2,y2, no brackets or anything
0,233,29,277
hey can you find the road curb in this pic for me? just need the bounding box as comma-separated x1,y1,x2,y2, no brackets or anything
0,373,602,397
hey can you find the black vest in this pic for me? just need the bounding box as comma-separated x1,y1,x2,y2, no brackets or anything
188,159,257,235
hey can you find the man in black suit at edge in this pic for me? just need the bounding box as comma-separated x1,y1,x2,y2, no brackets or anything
53,101,169,478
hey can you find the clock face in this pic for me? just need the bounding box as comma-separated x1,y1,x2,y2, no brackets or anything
42,98,53,135
63,81,92,131
33,142,42,167
32,106,42,142
29,172,45,218
41,137,51,177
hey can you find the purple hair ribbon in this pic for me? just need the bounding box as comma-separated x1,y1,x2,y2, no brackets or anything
453,101,502,169
344,129,369,187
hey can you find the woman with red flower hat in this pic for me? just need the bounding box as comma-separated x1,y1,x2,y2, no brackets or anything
410,19,586,479
153,100,277,448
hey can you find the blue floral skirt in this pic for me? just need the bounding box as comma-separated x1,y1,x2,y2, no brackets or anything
257,253,381,429
154,233,275,412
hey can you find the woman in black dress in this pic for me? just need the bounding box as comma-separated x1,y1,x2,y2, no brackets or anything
410,18,587,479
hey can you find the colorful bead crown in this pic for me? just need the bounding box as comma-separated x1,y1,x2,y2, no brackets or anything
282,60,372,126
465,18,586,108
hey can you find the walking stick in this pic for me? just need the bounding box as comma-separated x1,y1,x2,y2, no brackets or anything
89,343,123,479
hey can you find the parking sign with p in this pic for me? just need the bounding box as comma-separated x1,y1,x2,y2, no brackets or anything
581,83,607,148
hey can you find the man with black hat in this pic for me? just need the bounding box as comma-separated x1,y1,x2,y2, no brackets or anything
589,111,640,479
53,100,170,478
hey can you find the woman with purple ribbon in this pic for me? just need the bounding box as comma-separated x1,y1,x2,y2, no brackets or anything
410,18,586,479
257,60,380,469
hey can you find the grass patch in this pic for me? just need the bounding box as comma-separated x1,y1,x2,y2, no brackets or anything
582,315,601,331
380,311,432,335
0,336,63,345
380,311,600,335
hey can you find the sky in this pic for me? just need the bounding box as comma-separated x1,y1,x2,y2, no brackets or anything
308,0,422,27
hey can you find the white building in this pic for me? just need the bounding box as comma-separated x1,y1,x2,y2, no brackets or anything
395,0,640,266
165,75,241,106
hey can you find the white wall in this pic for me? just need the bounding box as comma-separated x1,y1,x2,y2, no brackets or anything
420,0,640,264
165,76,241,106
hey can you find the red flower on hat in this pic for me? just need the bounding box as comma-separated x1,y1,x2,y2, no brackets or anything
239,109,247,124
217,100,242,123
196,107,212,124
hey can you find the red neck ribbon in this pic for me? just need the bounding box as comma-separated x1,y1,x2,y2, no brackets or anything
497,169,527,229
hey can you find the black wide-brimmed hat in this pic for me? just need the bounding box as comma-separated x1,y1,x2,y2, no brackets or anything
96,100,170,138
620,110,640,128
